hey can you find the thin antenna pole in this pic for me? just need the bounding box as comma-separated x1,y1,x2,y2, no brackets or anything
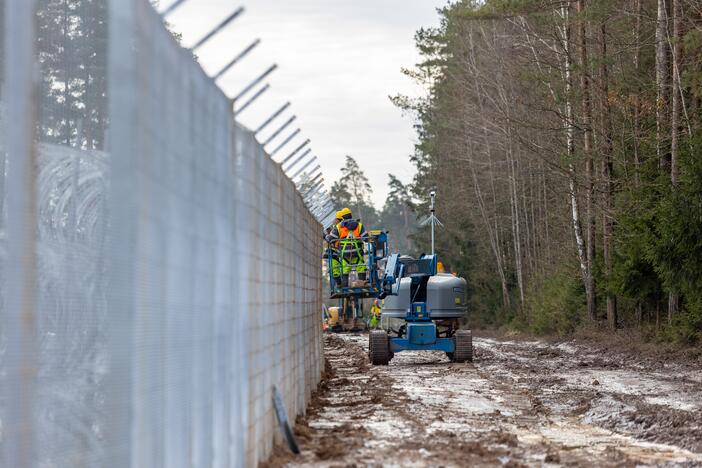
430,191,436,256
420,190,442,256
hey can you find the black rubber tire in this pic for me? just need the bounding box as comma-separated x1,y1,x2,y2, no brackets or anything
452,329,473,363
369,330,391,365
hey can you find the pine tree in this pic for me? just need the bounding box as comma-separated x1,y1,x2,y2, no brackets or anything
36,0,108,148
380,175,415,253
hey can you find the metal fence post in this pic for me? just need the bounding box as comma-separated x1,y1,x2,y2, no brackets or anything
3,0,38,466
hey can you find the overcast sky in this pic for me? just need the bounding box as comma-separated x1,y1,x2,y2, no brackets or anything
166,0,446,208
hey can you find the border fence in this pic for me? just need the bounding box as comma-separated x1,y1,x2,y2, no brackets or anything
0,0,323,466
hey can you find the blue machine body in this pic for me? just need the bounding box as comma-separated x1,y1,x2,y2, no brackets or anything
385,254,455,355
408,322,433,345
386,299,456,353
390,335,455,353
325,229,457,355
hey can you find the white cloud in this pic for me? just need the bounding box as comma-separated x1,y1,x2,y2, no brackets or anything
167,0,445,208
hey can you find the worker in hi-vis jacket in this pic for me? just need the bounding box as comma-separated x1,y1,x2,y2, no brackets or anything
326,207,369,287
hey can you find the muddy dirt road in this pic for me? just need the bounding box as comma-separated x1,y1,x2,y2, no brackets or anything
270,334,702,467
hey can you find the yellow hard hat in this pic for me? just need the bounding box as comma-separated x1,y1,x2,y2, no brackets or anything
337,207,352,219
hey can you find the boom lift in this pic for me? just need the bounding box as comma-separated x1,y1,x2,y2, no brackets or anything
324,230,390,330
369,253,471,364
324,192,472,364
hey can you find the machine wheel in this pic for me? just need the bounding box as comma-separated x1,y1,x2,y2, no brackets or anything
369,330,391,365
451,329,473,363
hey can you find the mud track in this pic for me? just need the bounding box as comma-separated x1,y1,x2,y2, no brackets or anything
266,334,702,467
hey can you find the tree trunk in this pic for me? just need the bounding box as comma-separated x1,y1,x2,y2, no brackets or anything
668,0,683,323
670,0,682,187
633,0,642,187
521,158,535,278
542,168,550,269
528,162,539,275
467,141,511,309
63,2,73,146
507,132,525,306
465,28,511,309
656,0,670,169
577,0,597,321
561,4,590,312
600,22,617,330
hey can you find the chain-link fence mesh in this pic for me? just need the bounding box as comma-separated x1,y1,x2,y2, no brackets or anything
0,0,323,466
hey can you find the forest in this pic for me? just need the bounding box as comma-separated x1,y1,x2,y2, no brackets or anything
5,0,701,344
382,0,702,343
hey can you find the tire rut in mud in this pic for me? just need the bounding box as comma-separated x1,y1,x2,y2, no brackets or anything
263,334,406,466
265,334,522,467
265,334,702,467
476,337,702,453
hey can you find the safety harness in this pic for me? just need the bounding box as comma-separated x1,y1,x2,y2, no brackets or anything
336,221,365,265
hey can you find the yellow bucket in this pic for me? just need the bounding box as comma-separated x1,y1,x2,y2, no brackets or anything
327,307,339,326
